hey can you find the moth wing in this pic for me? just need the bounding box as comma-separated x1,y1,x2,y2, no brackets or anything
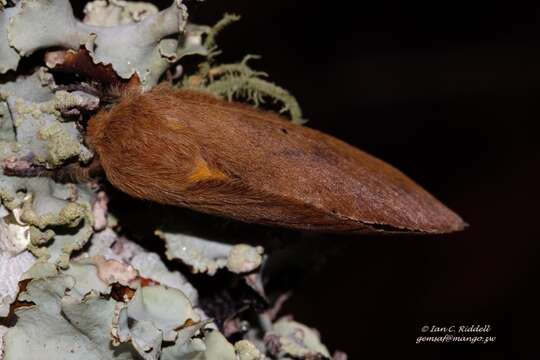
174,91,465,234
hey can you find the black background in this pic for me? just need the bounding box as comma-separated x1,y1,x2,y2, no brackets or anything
73,1,540,358
182,1,538,358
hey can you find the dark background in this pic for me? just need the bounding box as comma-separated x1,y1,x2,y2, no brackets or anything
74,0,538,358
183,1,538,358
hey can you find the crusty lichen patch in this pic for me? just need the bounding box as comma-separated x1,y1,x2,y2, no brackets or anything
1,69,95,167
0,176,93,267
38,123,82,165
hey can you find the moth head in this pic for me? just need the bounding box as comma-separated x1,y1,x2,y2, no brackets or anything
85,108,111,152
85,82,144,149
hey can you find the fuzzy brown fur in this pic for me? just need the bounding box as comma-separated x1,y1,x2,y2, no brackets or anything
86,84,465,233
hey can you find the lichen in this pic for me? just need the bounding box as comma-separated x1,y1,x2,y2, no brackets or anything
0,102,15,143
0,206,30,255
235,339,265,360
61,258,112,300
83,0,159,26
180,15,305,124
0,5,21,74
268,318,331,359
0,176,94,269
39,123,83,165
3,276,130,360
191,56,305,124
1,0,200,88
1,254,247,360
1,69,95,167
227,244,264,274
0,251,35,317
157,229,265,275
130,252,198,304
0,1,336,359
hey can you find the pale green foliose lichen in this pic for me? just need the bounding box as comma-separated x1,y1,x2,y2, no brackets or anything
0,176,94,267
0,205,30,255
1,259,253,360
83,0,159,26
3,275,133,360
1,0,207,88
0,251,35,317
157,229,265,275
130,252,198,304
0,5,21,74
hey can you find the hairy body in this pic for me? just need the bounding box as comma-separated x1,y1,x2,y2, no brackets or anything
86,85,465,233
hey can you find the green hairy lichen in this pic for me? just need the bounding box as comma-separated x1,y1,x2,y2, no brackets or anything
181,14,305,124
203,13,241,60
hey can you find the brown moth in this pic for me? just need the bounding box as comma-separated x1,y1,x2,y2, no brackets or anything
82,84,465,234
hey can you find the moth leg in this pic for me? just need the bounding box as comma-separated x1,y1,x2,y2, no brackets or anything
2,157,103,184
52,158,103,184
